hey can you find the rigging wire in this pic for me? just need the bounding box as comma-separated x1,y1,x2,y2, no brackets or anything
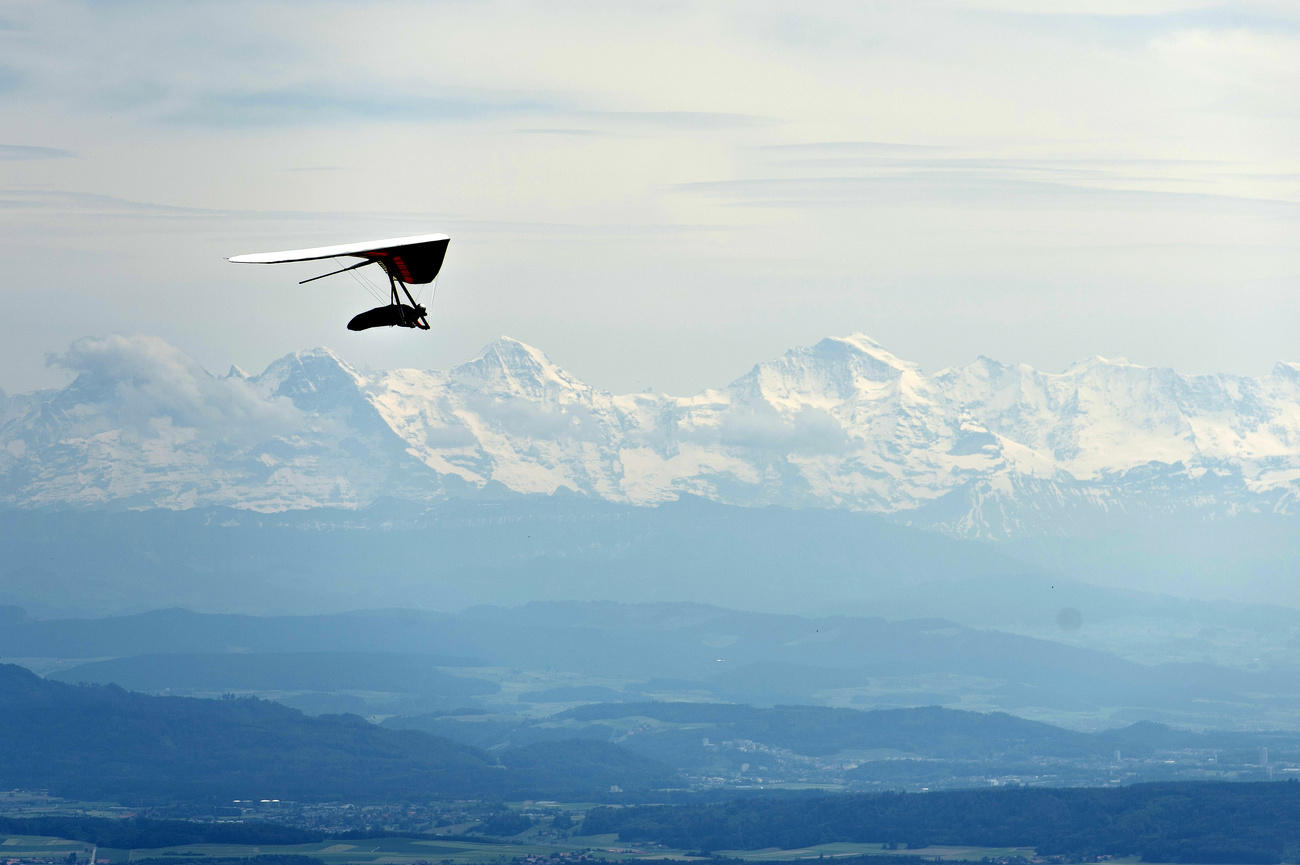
339,257,386,304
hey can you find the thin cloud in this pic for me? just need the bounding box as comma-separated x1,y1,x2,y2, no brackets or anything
0,189,242,217
0,144,74,160
0,65,21,93
0,188,479,226
674,173,1300,213
151,84,764,133
0,187,720,239
972,5,1300,32
515,128,603,136
753,144,1235,173
755,141,948,156
764,155,1230,175
766,155,1114,178
579,110,769,131
161,86,565,127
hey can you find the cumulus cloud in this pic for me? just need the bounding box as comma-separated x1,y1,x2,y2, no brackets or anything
48,335,301,444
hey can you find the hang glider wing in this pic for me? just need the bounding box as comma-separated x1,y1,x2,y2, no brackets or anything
228,233,450,284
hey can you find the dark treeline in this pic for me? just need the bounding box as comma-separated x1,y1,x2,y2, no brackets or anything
0,816,320,848
585,781,1300,863
556,702,1101,759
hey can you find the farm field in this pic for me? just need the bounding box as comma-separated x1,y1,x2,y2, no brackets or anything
2,834,93,856
1,834,650,865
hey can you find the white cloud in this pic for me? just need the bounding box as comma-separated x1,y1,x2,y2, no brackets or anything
49,335,301,444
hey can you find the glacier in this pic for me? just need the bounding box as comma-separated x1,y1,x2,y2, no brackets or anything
3,332,1299,541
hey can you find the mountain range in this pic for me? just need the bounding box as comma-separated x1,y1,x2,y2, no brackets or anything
5,333,1299,540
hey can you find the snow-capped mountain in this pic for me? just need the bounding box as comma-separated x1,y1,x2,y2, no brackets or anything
3,333,1298,539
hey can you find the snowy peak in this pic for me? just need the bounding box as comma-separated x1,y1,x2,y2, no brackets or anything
1273,361,1300,384
820,333,918,374
732,334,930,410
254,347,368,410
949,355,1007,380
257,346,361,389
1066,354,1138,371
451,336,589,400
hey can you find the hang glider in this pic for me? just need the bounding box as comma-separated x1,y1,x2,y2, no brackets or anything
228,233,450,331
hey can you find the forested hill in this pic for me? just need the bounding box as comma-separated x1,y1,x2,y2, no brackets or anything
585,781,1300,863
556,702,1099,758
0,664,672,802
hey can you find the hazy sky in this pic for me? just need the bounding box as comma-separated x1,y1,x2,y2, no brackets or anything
1,0,1297,394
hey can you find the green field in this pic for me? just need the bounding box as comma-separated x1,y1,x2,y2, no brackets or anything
0,833,1045,865
1,834,95,855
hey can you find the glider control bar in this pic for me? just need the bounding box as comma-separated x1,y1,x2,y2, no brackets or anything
299,258,378,285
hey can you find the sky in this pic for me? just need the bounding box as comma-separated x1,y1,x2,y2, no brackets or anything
1,0,1297,396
